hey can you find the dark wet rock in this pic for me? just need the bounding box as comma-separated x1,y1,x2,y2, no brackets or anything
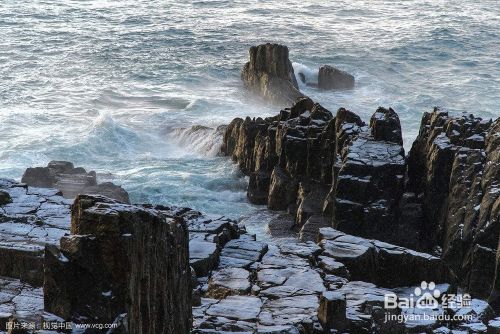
259,294,319,329
295,182,329,229
369,106,403,145
289,97,314,119
318,291,348,331
299,215,331,242
276,239,321,259
267,213,296,239
318,255,349,278
0,277,44,327
44,194,192,333
332,132,406,243
337,281,409,333
190,239,220,277
468,245,496,299
334,107,365,155
0,191,12,206
317,65,354,90
248,169,271,204
268,166,298,211
488,317,500,333
241,43,305,105
222,101,421,247
21,161,130,203
319,227,452,287
407,109,492,244
396,192,427,250
405,110,499,302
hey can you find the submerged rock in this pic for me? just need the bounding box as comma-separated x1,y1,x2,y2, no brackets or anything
317,65,354,90
241,43,305,105
21,161,130,203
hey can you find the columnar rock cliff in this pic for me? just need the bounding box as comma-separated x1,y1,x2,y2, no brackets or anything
44,194,192,333
221,99,500,304
221,99,409,246
407,111,500,303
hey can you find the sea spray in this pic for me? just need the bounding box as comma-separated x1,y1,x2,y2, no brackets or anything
292,62,319,89
170,125,226,158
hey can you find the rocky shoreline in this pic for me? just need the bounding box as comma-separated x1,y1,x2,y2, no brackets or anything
1,170,499,333
0,43,498,333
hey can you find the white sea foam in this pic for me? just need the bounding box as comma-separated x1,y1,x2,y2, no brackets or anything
292,62,318,89
169,125,226,158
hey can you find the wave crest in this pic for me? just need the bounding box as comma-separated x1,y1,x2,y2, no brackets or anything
170,124,226,157
292,62,318,89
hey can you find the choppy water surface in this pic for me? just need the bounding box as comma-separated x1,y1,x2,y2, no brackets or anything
0,1,498,237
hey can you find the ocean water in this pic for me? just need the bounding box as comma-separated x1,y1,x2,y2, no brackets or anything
0,1,498,237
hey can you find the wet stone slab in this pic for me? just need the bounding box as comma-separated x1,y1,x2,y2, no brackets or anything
0,179,71,286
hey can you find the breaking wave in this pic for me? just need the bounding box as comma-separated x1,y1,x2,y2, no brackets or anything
292,62,318,89
170,125,227,157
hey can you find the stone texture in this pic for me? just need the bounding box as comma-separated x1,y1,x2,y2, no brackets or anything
207,267,251,298
221,97,500,326
241,43,304,105
206,295,263,321
21,161,129,203
407,109,492,245
317,65,355,90
332,132,406,243
318,227,452,287
318,291,347,331
44,194,192,333
369,106,403,145
406,110,499,302
299,215,331,242
267,166,298,211
0,179,70,286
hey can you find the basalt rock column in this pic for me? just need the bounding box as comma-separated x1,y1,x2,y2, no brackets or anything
406,109,499,299
241,43,305,105
44,194,192,333
328,107,406,244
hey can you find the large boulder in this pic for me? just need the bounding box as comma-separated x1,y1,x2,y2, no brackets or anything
22,161,129,203
44,194,192,333
241,44,305,105
317,65,354,90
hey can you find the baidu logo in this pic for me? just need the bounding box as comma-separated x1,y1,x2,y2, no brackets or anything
414,281,441,309
384,281,471,310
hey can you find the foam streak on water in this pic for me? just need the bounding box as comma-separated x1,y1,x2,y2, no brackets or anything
0,1,498,237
